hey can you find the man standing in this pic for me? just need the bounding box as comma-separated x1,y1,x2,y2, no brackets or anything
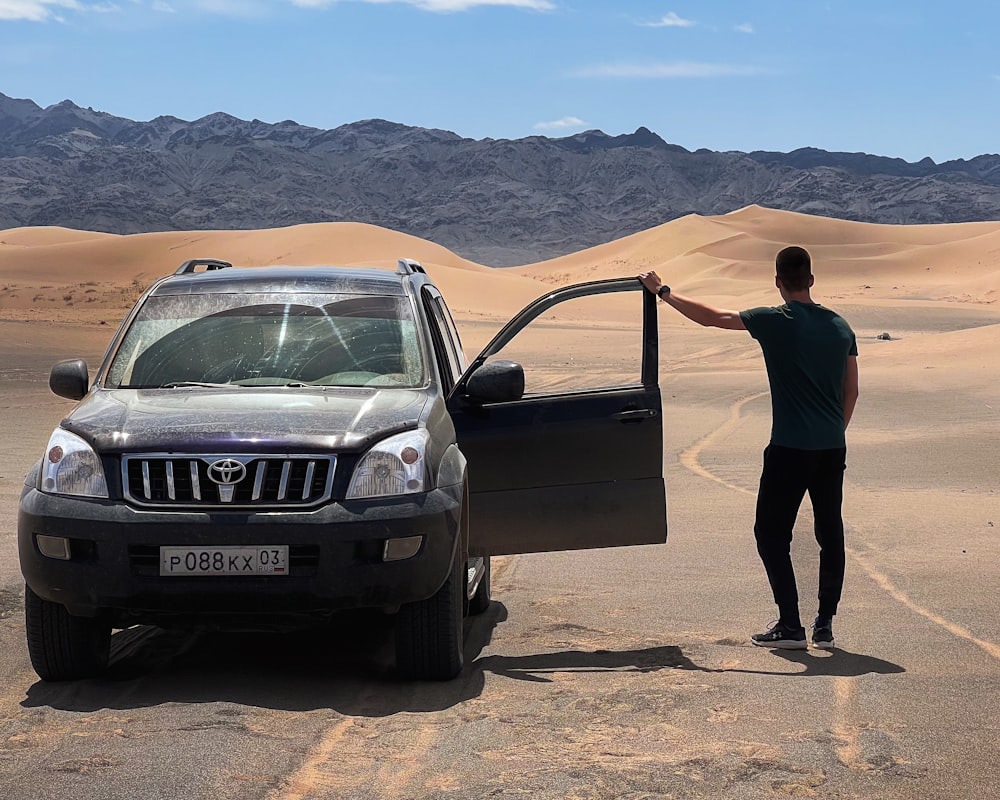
639,246,859,649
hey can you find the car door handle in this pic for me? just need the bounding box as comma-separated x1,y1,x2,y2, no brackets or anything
612,408,658,422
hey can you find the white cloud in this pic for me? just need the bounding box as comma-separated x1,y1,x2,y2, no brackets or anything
735,22,753,34
190,0,272,14
0,0,80,21
406,0,554,8
572,61,768,79
642,11,694,28
0,0,554,16
534,116,586,131
292,0,554,9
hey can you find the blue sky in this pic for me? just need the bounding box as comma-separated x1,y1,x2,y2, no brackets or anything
1,0,998,163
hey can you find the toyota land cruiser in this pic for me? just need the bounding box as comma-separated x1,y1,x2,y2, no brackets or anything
18,257,666,681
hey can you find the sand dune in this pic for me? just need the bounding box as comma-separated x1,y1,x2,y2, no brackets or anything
514,206,1000,307
0,227,115,247
0,221,551,324
717,204,1000,247
0,222,484,283
1,205,998,336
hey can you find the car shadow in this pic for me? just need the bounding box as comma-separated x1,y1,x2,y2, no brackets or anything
22,602,509,716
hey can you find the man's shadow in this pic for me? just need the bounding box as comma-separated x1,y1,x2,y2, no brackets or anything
473,643,904,682
764,647,905,677
474,644,709,682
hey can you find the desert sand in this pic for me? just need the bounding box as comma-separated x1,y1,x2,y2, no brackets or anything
3,206,998,405
1,206,998,800
2,203,998,331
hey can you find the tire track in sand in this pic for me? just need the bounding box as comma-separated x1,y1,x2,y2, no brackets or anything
265,718,356,800
678,391,1000,771
264,558,515,800
678,391,768,492
678,391,1000,663
679,391,872,769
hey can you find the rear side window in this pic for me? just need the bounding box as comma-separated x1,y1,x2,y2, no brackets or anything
105,293,425,388
422,290,467,392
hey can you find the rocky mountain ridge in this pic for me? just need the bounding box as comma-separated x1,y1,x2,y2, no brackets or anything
3,92,999,266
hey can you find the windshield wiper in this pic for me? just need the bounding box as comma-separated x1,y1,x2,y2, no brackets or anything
158,382,241,389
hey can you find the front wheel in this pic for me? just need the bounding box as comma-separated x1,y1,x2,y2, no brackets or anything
395,550,465,681
24,585,111,681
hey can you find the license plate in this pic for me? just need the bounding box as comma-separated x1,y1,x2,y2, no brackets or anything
159,546,289,576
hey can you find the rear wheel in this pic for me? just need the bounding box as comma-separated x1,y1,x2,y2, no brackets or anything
24,585,111,681
395,550,465,681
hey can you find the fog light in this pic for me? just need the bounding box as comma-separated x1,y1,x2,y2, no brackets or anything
37,535,71,560
383,536,423,562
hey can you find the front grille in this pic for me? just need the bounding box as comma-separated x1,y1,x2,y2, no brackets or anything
122,454,335,508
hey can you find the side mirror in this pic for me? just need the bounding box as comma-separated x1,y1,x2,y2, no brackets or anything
464,360,525,404
49,359,90,401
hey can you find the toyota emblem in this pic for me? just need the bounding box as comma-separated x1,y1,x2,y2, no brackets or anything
207,458,247,485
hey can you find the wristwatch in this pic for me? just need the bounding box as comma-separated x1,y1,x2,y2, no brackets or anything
657,284,671,300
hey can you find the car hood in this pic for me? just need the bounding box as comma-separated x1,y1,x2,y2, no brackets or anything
62,387,431,453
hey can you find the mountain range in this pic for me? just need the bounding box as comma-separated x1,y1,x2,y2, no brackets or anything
3,92,1000,266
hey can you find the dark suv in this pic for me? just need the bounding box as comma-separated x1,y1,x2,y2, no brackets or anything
18,258,666,681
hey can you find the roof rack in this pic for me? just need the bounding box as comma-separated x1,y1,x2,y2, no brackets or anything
175,258,234,275
396,258,426,275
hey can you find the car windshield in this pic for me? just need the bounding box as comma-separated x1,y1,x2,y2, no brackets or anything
105,292,425,389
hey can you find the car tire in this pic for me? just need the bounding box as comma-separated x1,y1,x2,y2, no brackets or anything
24,585,111,682
395,549,464,681
468,556,491,615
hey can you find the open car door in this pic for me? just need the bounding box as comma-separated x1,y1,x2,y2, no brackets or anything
448,278,666,556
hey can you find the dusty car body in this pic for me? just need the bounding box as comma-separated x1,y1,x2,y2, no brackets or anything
19,258,667,681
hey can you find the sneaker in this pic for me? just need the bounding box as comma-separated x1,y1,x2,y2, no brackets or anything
812,617,835,650
751,621,807,649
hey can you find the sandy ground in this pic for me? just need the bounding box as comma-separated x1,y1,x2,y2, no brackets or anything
0,207,998,799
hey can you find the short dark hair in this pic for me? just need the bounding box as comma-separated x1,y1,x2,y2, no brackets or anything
775,246,812,292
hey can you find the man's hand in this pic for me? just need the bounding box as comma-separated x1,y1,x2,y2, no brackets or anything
638,271,663,295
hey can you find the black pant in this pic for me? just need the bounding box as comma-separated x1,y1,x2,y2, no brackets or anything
754,444,847,627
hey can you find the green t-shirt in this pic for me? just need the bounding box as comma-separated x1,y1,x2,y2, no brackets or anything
739,302,858,450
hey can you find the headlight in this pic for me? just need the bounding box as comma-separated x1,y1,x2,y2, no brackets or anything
40,428,109,498
347,429,430,499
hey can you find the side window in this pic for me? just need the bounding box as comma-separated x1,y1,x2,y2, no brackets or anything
485,291,644,396
422,289,465,391
435,296,468,372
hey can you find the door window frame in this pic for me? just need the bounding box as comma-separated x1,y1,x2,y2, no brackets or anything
452,277,658,401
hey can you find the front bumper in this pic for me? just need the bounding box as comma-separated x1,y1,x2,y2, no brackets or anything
18,483,462,626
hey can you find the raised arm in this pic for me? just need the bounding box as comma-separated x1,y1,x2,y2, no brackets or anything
638,271,746,330
843,355,859,428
